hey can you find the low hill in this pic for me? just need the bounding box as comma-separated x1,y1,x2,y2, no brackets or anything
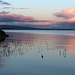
0,25,74,30
0,25,48,30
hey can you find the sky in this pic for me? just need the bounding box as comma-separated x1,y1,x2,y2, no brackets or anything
0,0,75,29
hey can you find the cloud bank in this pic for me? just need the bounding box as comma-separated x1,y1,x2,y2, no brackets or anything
0,14,34,22
0,14,51,23
0,7,75,29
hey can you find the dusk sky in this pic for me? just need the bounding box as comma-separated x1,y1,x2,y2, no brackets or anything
0,0,75,29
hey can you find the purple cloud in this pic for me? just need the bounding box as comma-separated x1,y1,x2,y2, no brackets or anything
0,0,11,5
0,11,10,14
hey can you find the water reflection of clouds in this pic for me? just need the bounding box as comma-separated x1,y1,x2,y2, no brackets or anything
0,32,75,68
0,32,75,58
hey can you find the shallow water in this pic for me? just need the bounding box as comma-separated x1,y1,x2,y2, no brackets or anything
0,30,75,75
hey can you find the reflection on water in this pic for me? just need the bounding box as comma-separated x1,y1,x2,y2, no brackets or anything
0,32,71,57
0,31,75,75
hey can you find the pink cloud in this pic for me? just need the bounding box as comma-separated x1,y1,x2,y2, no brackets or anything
54,7,75,19
0,14,34,22
65,16,75,22
0,14,51,23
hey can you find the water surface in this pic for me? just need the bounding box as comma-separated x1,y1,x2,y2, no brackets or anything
0,30,75,75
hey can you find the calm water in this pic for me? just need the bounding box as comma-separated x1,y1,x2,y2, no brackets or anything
0,30,75,75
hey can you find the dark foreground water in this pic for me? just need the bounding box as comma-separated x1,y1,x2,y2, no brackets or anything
0,30,75,75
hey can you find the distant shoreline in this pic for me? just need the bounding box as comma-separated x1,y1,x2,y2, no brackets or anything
1,28,75,30
0,25,75,30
